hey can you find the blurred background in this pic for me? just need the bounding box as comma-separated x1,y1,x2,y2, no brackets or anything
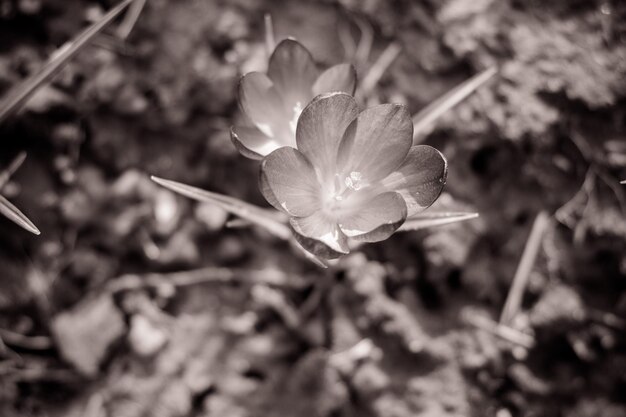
1,0,626,416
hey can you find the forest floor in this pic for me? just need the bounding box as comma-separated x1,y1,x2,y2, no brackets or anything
1,0,626,416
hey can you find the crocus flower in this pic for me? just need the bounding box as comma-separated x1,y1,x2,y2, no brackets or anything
259,92,448,259
231,39,357,159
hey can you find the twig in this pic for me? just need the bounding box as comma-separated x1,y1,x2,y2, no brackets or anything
106,266,300,294
0,152,26,189
264,14,276,58
0,328,53,350
412,66,498,142
500,211,550,325
0,366,79,382
359,42,401,96
464,312,535,349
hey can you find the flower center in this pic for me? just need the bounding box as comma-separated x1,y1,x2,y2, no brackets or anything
321,171,374,217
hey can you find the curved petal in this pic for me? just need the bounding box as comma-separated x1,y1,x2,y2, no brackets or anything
231,126,280,159
290,212,349,259
312,63,357,96
260,147,321,217
337,191,407,242
238,72,293,147
268,39,319,113
337,104,413,182
296,92,359,185
381,145,448,216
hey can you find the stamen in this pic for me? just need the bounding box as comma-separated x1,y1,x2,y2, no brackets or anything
344,171,365,190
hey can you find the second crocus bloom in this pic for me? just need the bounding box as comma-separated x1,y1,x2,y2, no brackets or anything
232,39,357,159
260,92,448,259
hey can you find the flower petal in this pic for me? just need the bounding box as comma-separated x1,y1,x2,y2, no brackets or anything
296,92,358,185
337,191,407,242
230,126,281,159
290,212,349,259
337,104,413,182
381,145,447,216
238,72,293,146
260,147,321,217
268,39,319,113
312,63,357,96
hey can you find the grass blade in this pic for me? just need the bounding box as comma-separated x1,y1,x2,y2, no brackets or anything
116,0,146,39
360,42,401,95
412,66,498,142
0,0,134,124
0,152,27,189
500,211,550,325
0,194,40,235
397,211,479,232
151,176,292,240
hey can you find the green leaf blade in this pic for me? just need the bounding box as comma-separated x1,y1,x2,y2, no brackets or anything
0,194,40,235
0,0,134,124
398,211,479,232
412,66,498,142
151,176,292,241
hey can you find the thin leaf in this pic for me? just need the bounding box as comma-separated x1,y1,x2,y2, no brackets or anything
0,194,40,235
0,0,134,124
151,176,292,240
412,66,498,142
0,152,27,189
397,212,479,232
116,0,146,39
359,42,401,95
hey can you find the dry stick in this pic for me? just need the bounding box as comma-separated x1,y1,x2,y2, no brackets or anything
359,42,401,96
264,13,276,58
0,0,134,124
116,0,146,39
464,313,535,349
0,151,26,189
412,66,498,142
106,266,298,294
0,328,53,350
499,211,551,325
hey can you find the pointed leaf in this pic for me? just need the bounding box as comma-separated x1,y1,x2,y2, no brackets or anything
0,0,134,124
0,194,40,235
115,0,146,39
0,152,27,189
397,212,479,232
412,66,497,142
151,176,291,240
